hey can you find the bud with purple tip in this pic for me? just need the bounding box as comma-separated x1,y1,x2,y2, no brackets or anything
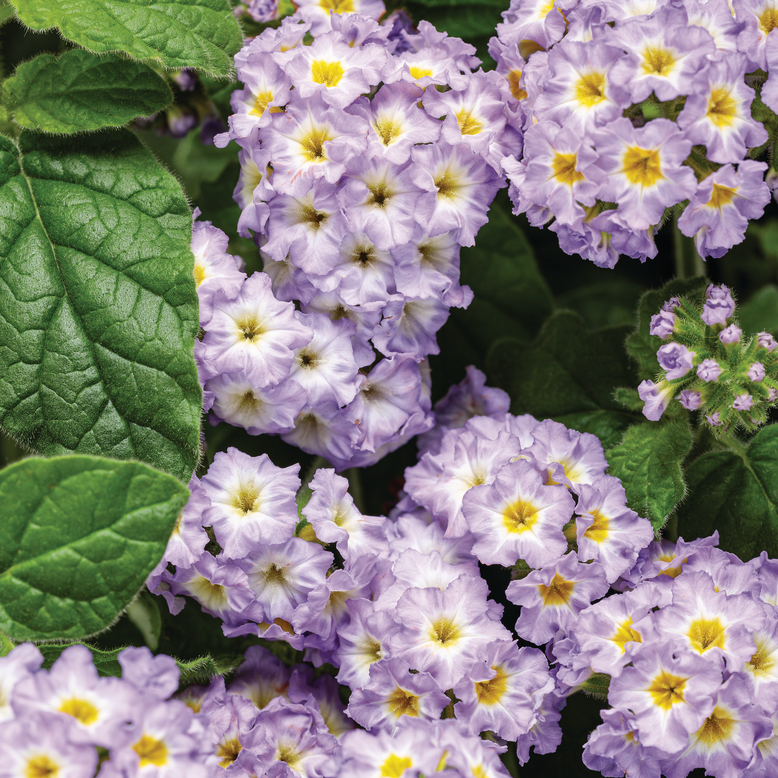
748,363,766,382
657,343,695,380
701,284,735,326
678,390,702,411
719,324,742,345
758,332,778,352
697,359,722,383
733,394,754,411
650,310,677,339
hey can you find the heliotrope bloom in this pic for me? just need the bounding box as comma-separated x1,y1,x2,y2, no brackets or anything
608,643,722,754
462,457,573,568
507,552,610,644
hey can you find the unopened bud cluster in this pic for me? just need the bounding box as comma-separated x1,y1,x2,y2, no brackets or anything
639,284,778,431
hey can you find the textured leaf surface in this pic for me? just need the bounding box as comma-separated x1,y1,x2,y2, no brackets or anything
607,420,693,531
9,0,242,76
486,312,640,449
677,427,778,560
0,130,201,482
3,49,173,133
0,455,188,641
739,285,778,336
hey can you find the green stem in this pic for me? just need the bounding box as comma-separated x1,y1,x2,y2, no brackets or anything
673,214,707,280
344,467,365,513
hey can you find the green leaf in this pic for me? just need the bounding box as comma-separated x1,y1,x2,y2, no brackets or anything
3,49,173,134
0,455,189,641
39,643,125,676
39,642,243,682
676,426,778,560
0,129,202,483
626,277,708,380
606,420,693,531
739,285,778,337
432,193,553,393
485,312,640,449
8,0,243,77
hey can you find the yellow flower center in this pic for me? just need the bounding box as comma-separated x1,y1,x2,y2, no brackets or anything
707,86,737,127
311,60,345,87
760,7,778,35
300,204,329,229
375,117,403,146
434,170,460,198
475,666,509,705
749,637,776,676
409,66,434,80
456,108,483,136
622,146,663,187
231,484,260,515
133,735,168,767
538,573,575,606
236,315,264,343
217,738,243,768
696,707,735,746
250,90,275,117
430,617,461,646
507,70,527,100
642,46,676,76
381,754,413,778
552,152,585,187
688,617,726,653
612,618,642,652
387,688,420,717
319,0,354,11
708,183,737,210
59,698,99,725
300,127,332,162
574,72,607,108
584,510,609,543
193,263,206,287
647,669,686,710
503,500,538,533
25,756,60,778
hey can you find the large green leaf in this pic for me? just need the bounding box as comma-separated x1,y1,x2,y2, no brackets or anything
432,194,553,395
0,455,188,641
0,130,201,483
486,312,640,449
3,49,173,134
626,277,708,381
607,419,693,532
9,0,242,77
676,427,778,560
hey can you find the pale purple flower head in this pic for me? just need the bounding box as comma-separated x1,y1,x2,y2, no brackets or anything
679,390,703,411
733,392,754,411
697,358,723,383
702,284,735,326
657,342,695,381
720,324,743,344
650,309,677,339
707,411,723,426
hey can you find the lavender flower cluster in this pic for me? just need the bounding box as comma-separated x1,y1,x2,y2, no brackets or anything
145,365,778,776
492,0,778,266
194,3,517,467
638,283,778,429
0,641,507,777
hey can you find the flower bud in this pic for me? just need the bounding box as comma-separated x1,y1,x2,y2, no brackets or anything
697,359,722,383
